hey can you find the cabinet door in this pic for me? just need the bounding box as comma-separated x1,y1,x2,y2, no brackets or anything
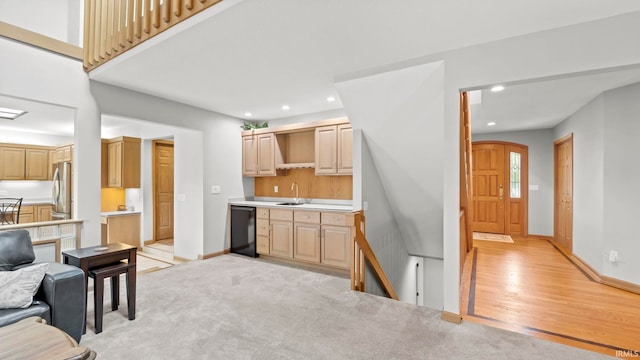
337,125,353,175
25,149,49,180
107,141,122,187
315,126,337,175
18,205,34,224
0,147,26,180
37,205,52,222
321,225,351,269
294,223,320,263
257,235,270,255
270,220,293,258
242,135,258,176
257,133,276,176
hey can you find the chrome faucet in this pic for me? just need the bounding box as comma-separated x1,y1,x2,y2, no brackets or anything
291,182,300,204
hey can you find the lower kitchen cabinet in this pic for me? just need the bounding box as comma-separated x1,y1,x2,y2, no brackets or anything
321,225,351,268
294,223,320,263
256,218,270,255
16,204,52,224
101,213,141,247
270,220,293,258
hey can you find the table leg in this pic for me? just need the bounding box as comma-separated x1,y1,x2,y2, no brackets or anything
111,275,119,311
127,266,136,320
81,263,89,335
94,275,103,334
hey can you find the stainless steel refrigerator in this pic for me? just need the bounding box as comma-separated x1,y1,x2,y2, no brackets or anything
52,161,72,220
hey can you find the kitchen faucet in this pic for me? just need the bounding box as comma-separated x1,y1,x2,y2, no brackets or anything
291,182,300,204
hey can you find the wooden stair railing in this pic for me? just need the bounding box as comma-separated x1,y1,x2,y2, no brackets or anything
83,0,223,71
350,211,399,300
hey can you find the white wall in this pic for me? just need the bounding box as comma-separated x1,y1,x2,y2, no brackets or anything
602,82,640,284
473,129,555,236
554,97,605,273
91,82,244,259
0,130,73,147
0,0,82,45
0,37,102,247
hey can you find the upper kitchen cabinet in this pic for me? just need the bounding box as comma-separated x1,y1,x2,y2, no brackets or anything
0,146,25,180
315,124,352,176
106,136,141,188
53,144,73,163
0,144,54,180
25,148,50,180
242,133,277,177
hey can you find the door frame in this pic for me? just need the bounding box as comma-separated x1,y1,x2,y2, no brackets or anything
472,141,529,237
554,133,573,253
152,139,175,243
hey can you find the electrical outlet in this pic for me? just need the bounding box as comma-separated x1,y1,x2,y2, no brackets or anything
274,186,278,193
211,186,221,194
176,194,186,202
609,250,618,263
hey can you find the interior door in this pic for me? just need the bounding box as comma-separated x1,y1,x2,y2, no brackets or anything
554,134,573,253
472,143,505,233
154,141,174,241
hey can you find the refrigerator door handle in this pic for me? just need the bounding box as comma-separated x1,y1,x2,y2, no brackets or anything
52,166,60,207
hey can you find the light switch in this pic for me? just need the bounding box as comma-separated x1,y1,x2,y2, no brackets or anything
211,186,221,194
177,194,186,201
274,186,278,193
529,185,539,191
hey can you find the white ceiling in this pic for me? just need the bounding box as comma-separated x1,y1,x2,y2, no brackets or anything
3,0,640,136
90,0,640,122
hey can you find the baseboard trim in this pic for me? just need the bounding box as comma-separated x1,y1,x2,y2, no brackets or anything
441,311,462,324
601,275,640,295
547,238,640,295
198,249,230,260
571,254,601,283
173,255,193,262
144,239,155,246
528,234,554,241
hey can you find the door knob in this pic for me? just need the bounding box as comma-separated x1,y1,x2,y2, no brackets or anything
499,184,504,200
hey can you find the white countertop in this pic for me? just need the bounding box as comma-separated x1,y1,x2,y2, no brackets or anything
21,199,53,205
101,210,141,217
228,200,353,212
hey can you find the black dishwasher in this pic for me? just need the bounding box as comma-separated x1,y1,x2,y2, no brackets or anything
230,206,257,258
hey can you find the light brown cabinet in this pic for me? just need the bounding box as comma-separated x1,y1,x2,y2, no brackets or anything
242,133,277,177
106,137,141,188
257,207,352,270
101,213,141,247
16,204,52,224
0,145,56,181
256,207,270,255
25,149,50,180
315,124,352,175
269,209,293,258
0,147,26,180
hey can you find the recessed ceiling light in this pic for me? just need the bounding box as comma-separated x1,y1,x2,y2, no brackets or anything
326,96,336,102
0,107,28,120
281,105,290,111
487,122,496,126
244,112,252,117
491,85,505,92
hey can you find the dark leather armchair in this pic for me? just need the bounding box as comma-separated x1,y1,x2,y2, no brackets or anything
0,229,86,343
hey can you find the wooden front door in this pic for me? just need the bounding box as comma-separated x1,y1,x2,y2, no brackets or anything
472,142,528,236
472,144,505,233
554,134,573,253
154,141,174,241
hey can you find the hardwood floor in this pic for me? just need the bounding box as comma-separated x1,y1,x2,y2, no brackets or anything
461,237,640,357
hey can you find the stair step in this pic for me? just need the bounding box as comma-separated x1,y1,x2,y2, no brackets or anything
142,245,174,261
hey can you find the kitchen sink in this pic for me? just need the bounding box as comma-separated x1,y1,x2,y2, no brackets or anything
276,202,304,206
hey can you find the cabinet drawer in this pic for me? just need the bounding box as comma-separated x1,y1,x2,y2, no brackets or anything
257,235,269,255
257,218,270,236
270,209,293,221
294,211,320,224
321,212,349,226
257,207,269,219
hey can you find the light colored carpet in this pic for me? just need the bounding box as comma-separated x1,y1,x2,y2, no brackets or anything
473,232,514,243
79,255,607,359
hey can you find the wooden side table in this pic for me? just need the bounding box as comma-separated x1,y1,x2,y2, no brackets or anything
0,317,95,360
62,243,137,334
